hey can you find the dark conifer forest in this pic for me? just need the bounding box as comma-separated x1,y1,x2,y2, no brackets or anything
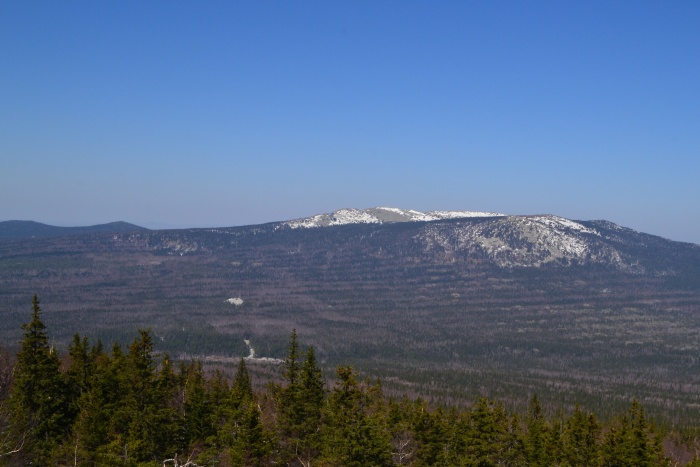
1,296,698,466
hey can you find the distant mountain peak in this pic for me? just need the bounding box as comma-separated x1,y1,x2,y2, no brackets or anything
283,207,505,229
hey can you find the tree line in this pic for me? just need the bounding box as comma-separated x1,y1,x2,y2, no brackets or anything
0,295,697,466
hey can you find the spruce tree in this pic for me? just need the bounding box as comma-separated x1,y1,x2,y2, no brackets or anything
387,397,418,465
563,405,601,466
413,404,450,466
100,329,172,463
231,358,253,407
525,394,551,467
283,329,301,389
70,342,117,464
182,360,211,449
295,346,325,463
503,413,527,465
276,329,304,462
278,329,301,429
9,294,68,462
65,334,93,420
602,414,629,466
461,397,510,466
626,400,665,466
219,358,269,466
155,353,181,456
275,331,327,464
321,366,392,466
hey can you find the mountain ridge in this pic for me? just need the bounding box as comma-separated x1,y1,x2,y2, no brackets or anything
1,207,699,423
0,220,147,239
282,206,505,228
3,207,696,247
137,209,694,275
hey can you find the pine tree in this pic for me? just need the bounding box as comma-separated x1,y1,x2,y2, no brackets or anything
228,399,267,466
276,329,305,462
9,294,68,462
387,397,418,465
321,366,392,467
548,408,566,465
64,334,94,423
411,399,444,466
283,329,301,389
199,369,229,461
294,346,325,463
70,342,119,464
525,394,551,467
460,397,511,466
155,353,182,456
207,369,229,440
231,358,253,407
278,329,301,433
502,413,527,466
274,331,327,464
219,358,269,466
121,329,161,460
92,329,174,463
602,413,629,466
626,400,665,466
182,360,211,449
601,400,667,466
563,405,601,466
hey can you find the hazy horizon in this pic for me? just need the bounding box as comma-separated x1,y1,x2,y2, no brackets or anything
2,205,698,245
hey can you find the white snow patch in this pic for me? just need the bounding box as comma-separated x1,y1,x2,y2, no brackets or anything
428,210,504,219
242,339,283,363
244,339,255,358
531,215,600,236
284,207,504,229
376,207,411,215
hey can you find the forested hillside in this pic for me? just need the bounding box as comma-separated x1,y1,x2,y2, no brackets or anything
1,296,698,466
1,219,699,428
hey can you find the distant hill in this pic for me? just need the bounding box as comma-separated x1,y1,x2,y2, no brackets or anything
0,220,147,239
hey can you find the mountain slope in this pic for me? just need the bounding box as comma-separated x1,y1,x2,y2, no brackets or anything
409,214,699,273
1,208,699,423
126,210,695,276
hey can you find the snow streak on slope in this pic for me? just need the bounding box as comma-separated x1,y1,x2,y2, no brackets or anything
284,207,504,229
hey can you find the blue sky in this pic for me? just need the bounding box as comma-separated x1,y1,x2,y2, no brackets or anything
1,1,698,243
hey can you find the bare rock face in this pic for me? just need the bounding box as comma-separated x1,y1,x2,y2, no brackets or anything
415,215,636,270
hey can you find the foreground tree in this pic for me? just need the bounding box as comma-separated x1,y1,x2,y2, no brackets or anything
0,297,684,465
525,394,551,467
460,397,514,465
563,404,601,466
321,366,392,466
412,402,450,466
217,359,269,466
8,294,69,462
276,330,326,465
295,346,325,460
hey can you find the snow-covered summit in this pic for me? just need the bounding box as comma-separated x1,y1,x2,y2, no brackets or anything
284,207,504,229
